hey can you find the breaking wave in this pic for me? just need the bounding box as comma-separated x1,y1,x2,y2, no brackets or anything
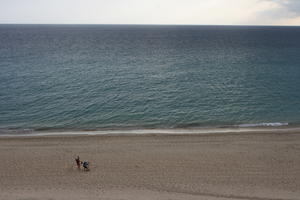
238,122,289,128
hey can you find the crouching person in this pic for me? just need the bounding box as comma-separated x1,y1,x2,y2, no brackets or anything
82,161,90,171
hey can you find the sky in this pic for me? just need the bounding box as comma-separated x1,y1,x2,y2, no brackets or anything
0,0,300,25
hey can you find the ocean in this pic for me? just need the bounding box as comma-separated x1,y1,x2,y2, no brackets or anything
0,25,300,135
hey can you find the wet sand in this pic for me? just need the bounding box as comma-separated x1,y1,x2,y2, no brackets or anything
0,131,300,200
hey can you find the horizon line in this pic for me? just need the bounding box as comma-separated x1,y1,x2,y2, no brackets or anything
0,23,299,27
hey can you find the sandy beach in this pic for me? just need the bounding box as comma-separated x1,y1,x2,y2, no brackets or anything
1,131,300,200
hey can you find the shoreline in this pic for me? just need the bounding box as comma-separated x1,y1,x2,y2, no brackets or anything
0,125,299,138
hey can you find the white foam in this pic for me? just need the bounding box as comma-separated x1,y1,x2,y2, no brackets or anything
0,125,299,137
238,122,289,128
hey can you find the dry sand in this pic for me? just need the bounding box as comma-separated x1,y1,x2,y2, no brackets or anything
0,131,300,200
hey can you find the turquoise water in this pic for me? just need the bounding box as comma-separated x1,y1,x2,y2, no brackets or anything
0,25,300,133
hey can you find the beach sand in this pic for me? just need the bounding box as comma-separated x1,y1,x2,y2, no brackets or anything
0,131,300,200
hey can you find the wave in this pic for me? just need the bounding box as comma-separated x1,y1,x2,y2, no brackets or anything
238,122,289,128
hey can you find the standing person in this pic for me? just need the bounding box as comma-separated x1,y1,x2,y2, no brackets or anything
75,156,81,169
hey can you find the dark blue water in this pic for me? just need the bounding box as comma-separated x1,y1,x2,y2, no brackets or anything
0,25,300,133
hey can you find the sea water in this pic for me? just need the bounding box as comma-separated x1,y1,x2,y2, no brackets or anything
0,25,300,135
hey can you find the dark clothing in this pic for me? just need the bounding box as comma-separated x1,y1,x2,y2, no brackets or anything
75,157,81,168
83,161,89,170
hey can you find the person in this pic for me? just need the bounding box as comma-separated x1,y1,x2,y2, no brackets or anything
82,161,90,171
75,156,81,169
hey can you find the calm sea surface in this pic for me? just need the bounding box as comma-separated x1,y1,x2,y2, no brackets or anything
0,25,300,134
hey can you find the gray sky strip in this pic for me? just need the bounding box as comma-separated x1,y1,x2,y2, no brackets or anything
0,0,299,25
